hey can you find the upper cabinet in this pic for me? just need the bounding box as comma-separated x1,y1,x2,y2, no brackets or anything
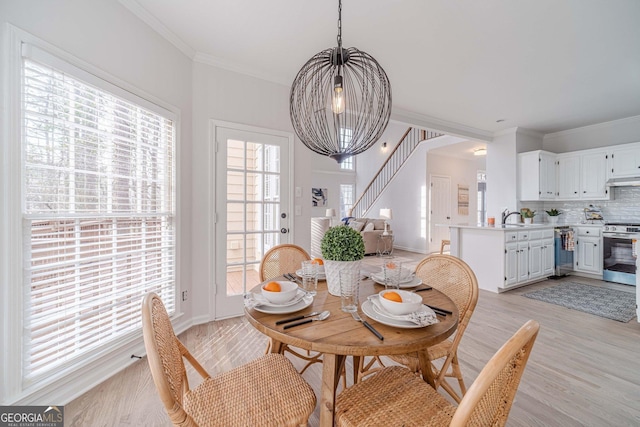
581,151,608,199
556,154,580,199
609,143,640,178
518,150,556,201
518,148,611,202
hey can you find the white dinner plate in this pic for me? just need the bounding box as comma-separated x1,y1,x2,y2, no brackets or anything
295,269,326,280
252,294,314,314
370,274,423,289
361,299,429,329
252,289,306,308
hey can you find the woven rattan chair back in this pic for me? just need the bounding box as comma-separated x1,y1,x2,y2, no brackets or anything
259,244,311,281
415,254,479,321
385,254,479,402
143,293,317,427
142,293,204,426
335,320,539,427
450,319,539,426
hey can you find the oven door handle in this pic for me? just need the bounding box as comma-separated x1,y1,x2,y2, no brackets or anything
603,233,635,239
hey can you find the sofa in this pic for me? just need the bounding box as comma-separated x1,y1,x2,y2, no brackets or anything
348,217,393,255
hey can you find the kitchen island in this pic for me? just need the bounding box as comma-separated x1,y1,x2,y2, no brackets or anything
448,224,556,292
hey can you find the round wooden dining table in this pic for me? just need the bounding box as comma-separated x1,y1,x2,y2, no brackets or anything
245,277,459,427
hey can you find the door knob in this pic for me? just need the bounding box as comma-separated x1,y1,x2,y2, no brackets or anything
280,228,289,234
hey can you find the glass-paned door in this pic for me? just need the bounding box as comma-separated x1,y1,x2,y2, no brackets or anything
214,124,292,318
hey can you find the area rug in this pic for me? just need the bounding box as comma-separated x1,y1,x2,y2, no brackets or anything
523,282,636,322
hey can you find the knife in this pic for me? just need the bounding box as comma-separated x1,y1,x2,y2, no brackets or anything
415,286,432,292
275,311,321,325
423,304,453,315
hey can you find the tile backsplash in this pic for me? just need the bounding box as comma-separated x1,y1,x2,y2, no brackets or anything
540,187,640,224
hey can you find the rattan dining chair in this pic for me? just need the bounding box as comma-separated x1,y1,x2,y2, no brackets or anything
142,293,316,427
258,244,320,368
259,244,311,282
336,320,540,427
359,254,479,402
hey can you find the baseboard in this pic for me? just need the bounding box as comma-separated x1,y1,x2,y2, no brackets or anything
8,316,193,406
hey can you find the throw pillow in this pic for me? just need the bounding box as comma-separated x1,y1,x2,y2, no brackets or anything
363,222,375,232
372,219,386,230
349,221,365,232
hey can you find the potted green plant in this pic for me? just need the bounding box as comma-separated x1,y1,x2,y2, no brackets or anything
520,208,536,224
321,225,365,296
545,208,562,224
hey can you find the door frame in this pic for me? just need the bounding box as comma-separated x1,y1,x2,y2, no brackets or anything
210,119,294,320
429,174,451,253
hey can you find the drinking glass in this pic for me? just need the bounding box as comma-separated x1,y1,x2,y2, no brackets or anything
382,260,403,290
339,271,359,313
301,260,318,296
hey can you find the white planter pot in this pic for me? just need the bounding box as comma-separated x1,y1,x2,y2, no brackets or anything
524,218,533,225
323,259,362,296
548,216,559,224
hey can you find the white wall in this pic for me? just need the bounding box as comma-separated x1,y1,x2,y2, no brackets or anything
544,115,640,152
0,0,193,405
191,62,315,321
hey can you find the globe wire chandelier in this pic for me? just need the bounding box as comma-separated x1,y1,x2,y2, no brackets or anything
289,0,392,163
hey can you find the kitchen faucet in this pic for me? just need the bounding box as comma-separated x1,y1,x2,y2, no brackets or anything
501,209,522,225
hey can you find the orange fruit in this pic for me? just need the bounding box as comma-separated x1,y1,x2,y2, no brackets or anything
313,258,324,266
383,291,402,302
385,262,396,269
263,281,281,292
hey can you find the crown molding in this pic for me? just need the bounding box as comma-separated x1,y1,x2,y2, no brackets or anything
391,107,493,142
544,115,640,140
119,0,196,59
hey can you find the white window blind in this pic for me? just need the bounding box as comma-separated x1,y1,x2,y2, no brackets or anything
21,47,176,380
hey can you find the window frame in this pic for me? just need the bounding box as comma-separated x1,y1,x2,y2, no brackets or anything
1,25,182,403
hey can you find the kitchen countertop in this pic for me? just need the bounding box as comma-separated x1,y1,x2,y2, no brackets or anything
446,222,604,231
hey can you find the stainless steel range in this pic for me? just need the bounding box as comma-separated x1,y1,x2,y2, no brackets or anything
603,223,639,286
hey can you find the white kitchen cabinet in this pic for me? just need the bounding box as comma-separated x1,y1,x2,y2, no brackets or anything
556,154,580,199
609,143,640,178
503,228,554,289
505,242,518,287
518,150,556,201
528,239,544,280
542,237,555,276
581,151,609,199
574,227,603,275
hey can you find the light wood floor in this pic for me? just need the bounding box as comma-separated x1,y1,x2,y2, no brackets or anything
65,250,640,426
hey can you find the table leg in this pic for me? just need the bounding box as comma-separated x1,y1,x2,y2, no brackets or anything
352,356,361,384
320,353,346,427
269,339,284,354
417,349,436,387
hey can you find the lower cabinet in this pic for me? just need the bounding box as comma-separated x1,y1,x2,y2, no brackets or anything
542,238,555,276
575,235,603,275
504,228,555,289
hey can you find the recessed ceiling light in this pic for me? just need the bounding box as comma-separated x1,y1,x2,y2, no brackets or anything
496,119,506,123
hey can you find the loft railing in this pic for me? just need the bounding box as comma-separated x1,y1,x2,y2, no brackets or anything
350,128,444,218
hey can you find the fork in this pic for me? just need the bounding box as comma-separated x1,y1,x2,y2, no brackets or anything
351,311,384,341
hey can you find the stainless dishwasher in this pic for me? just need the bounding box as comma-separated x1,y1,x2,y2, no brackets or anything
554,226,574,277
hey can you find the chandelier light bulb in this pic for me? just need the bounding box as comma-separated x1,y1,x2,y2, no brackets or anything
331,75,345,114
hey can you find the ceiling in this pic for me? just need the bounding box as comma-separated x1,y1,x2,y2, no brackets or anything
124,0,640,137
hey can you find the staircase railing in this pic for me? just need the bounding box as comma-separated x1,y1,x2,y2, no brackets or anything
350,128,444,218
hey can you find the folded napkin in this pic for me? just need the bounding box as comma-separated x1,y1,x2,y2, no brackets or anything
243,291,304,309
369,295,438,327
243,293,261,309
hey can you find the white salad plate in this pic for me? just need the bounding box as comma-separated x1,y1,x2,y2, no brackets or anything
251,293,314,314
361,299,432,329
370,274,423,288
